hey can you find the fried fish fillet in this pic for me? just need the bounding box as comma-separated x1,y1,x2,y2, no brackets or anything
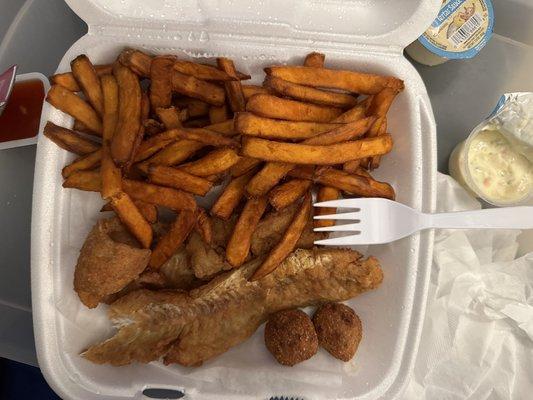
186,231,232,279
83,248,382,366
74,218,151,308
159,247,203,290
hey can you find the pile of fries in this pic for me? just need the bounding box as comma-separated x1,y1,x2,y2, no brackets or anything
45,49,402,282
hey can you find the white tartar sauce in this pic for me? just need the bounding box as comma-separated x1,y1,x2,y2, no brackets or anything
466,130,532,203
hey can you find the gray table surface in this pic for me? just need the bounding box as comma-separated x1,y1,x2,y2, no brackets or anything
0,0,531,367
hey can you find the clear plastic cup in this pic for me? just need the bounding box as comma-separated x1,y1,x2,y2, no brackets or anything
449,128,532,207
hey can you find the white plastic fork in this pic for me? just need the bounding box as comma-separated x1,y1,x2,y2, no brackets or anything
313,198,533,246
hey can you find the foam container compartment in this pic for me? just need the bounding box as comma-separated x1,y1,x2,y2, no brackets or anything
31,1,439,399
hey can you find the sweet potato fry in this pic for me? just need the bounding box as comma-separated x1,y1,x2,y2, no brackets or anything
110,192,153,248
174,98,209,117
100,74,122,199
136,140,205,172
303,52,325,68
133,200,158,223
46,85,102,135
235,113,341,141
343,159,362,173
265,76,357,108
150,56,175,109
118,49,152,77
44,122,100,155
303,116,375,145
50,72,81,92
122,179,197,211
246,94,342,122
72,119,93,134
367,87,399,117
173,60,249,81
134,129,180,162
226,196,268,267
143,119,165,136
211,170,255,220
242,85,271,100
204,120,235,136
101,199,157,224
179,148,240,177
50,64,112,92
314,186,340,228
269,178,312,210
149,210,196,269
332,103,366,123
209,105,228,124
195,208,213,245
245,162,294,198
171,71,225,106
71,55,104,116
368,117,388,170
355,166,372,178
101,145,123,197
242,135,393,165
217,58,246,112
290,166,395,199
62,149,102,178
63,170,101,192
111,63,142,166
127,92,150,167
243,117,374,197
155,106,184,129
250,192,311,281
230,157,262,177
135,128,234,162
171,127,238,147
100,202,113,212
265,66,404,95
148,165,213,196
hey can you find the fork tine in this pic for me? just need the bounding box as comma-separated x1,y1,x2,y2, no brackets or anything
314,199,364,208
314,223,360,232
313,211,360,220
314,234,364,246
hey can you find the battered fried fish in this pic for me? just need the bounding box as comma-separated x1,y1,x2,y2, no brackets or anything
186,231,232,279
74,218,151,308
83,248,382,366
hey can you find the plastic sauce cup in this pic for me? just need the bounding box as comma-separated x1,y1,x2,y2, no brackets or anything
449,130,532,207
0,72,49,150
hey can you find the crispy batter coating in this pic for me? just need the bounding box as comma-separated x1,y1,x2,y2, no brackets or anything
74,218,150,308
313,303,362,362
264,309,318,366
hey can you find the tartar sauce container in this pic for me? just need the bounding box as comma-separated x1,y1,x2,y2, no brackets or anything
406,0,494,66
449,93,533,206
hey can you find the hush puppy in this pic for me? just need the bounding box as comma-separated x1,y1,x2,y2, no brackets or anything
313,303,362,362
264,309,318,366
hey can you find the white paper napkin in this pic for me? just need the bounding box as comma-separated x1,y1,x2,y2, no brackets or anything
404,173,533,400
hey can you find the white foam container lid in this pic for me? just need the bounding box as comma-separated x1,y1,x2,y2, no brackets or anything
31,1,440,399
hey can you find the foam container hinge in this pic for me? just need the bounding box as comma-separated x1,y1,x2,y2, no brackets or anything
31,1,440,399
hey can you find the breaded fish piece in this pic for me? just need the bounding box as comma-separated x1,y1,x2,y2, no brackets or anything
159,247,203,290
186,231,232,279
74,218,151,308
83,248,383,366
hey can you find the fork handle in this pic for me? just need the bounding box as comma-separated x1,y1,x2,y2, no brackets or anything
424,206,533,230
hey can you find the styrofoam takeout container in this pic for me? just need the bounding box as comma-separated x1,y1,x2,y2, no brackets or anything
31,1,439,399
